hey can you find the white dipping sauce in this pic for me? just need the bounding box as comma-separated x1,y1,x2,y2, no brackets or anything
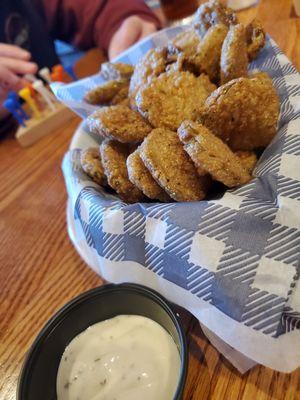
57,315,181,400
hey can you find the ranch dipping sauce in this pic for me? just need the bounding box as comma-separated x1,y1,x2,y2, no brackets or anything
57,315,181,400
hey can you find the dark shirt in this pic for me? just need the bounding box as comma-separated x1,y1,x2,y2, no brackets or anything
0,0,161,69
0,0,59,69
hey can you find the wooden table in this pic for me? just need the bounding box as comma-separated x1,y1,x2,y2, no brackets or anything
0,1,299,399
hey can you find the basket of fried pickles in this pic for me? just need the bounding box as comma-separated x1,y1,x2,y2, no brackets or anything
80,0,279,204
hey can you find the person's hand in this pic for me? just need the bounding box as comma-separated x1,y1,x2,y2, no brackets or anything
0,44,37,104
108,16,157,60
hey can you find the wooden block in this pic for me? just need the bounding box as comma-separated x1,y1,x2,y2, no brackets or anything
16,103,75,147
293,0,300,16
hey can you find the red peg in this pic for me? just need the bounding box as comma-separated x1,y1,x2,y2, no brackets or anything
25,83,37,99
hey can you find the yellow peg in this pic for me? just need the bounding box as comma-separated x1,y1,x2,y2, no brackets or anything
19,87,41,119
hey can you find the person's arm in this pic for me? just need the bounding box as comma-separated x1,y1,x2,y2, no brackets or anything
39,0,162,58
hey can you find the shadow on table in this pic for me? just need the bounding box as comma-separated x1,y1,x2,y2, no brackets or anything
174,305,289,400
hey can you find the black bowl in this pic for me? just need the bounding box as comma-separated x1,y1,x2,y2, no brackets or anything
18,283,188,400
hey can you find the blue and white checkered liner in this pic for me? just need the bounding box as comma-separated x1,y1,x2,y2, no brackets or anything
56,27,300,372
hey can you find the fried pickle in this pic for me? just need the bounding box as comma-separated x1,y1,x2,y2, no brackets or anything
84,80,128,105
100,140,144,203
110,85,129,105
246,19,266,61
171,29,201,58
87,105,152,143
199,76,280,150
249,71,270,82
129,48,167,107
235,151,257,174
191,23,229,83
127,148,171,202
221,24,248,85
136,71,216,131
194,0,237,39
80,147,107,186
100,62,134,81
178,121,251,187
165,51,199,75
140,128,209,202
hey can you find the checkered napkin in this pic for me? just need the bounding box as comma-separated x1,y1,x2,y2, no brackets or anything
53,26,300,373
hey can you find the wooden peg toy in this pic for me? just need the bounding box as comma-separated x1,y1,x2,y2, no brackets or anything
3,98,27,127
39,67,52,84
14,67,74,147
52,65,64,82
32,80,56,111
25,83,37,99
15,102,74,147
24,74,38,83
18,87,41,119
8,91,29,120
25,83,46,110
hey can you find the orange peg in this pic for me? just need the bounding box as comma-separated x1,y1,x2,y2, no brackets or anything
50,72,61,82
53,64,64,73
51,64,64,82
50,72,58,82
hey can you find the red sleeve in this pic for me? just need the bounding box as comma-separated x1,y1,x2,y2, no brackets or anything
40,0,161,53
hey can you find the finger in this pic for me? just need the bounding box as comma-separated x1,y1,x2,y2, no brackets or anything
15,77,29,92
140,22,157,39
0,64,26,93
0,57,38,75
118,17,142,46
109,17,142,60
109,27,140,59
0,86,8,103
0,43,31,60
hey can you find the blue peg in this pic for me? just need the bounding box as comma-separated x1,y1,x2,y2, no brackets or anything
3,98,27,127
8,91,19,103
8,91,29,120
65,65,78,81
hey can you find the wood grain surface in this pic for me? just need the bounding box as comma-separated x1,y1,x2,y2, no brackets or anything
0,1,299,399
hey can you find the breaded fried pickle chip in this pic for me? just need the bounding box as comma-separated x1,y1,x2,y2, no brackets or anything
165,50,199,75
127,149,171,202
249,71,270,82
84,80,128,105
178,121,251,187
171,29,201,58
80,147,107,186
194,0,237,39
246,19,266,61
200,76,279,150
191,24,229,83
100,62,134,81
221,24,248,85
129,48,167,107
100,140,144,203
110,86,129,105
235,151,257,175
140,128,208,202
136,71,216,131
87,105,152,143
